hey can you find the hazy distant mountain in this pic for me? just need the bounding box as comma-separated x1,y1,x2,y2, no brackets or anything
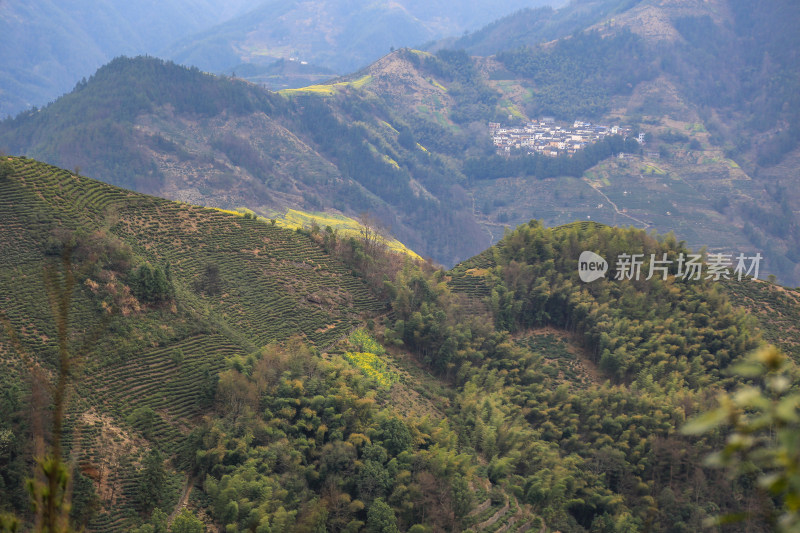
164,0,566,77
0,0,566,117
428,0,641,55
0,0,253,117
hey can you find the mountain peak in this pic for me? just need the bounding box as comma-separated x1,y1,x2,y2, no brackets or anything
588,0,733,43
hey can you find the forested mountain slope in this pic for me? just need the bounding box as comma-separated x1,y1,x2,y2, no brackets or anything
387,219,795,531
0,57,487,266
0,157,797,531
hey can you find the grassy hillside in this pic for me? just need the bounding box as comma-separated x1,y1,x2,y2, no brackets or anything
269,208,422,260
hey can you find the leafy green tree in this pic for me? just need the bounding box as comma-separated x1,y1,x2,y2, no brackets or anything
683,345,800,530
151,509,168,533
0,513,20,532
131,264,173,304
127,407,159,439
69,467,99,529
379,417,411,456
130,508,168,533
0,161,12,180
137,449,167,514
169,509,204,533
194,263,221,296
450,474,473,521
366,498,399,533
356,460,391,501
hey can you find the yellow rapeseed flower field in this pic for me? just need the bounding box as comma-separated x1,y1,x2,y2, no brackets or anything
279,75,373,96
343,351,396,388
209,205,420,260
274,209,422,260
343,329,396,388
212,207,245,217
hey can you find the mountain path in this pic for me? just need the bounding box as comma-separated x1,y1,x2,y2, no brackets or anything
584,178,650,227
470,190,499,246
169,475,195,524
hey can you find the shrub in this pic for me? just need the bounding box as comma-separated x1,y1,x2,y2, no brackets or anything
126,407,159,438
170,509,205,533
131,264,173,304
0,161,13,179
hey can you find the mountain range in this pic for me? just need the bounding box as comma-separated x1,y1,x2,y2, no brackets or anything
2,0,799,282
0,0,563,118
165,0,565,77
0,0,257,117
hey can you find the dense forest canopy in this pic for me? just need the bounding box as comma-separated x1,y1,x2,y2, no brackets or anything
496,30,656,119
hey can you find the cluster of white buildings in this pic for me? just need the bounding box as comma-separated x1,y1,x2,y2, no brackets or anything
489,118,635,156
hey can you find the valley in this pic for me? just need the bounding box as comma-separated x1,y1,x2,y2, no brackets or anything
3,3,799,281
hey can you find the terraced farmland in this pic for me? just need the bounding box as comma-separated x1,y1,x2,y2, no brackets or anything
0,156,384,352
447,245,499,298
0,156,387,525
109,199,385,348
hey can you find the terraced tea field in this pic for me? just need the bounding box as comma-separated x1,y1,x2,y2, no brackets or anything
0,156,387,527
447,245,499,298
0,157,384,351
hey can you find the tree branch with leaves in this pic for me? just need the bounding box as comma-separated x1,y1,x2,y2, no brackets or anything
1,246,110,532
683,345,800,530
